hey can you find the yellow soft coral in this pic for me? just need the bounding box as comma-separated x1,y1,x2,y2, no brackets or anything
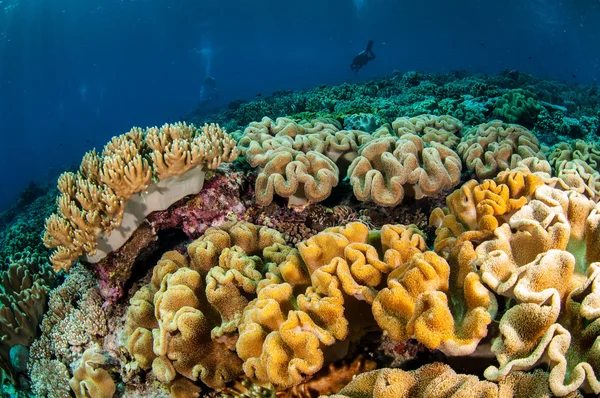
429,170,543,257
464,185,600,396
373,250,496,356
238,116,371,169
236,222,428,388
125,251,243,389
326,363,574,398
124,222,294,390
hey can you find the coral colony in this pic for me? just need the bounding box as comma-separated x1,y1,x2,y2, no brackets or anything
3,70,600,397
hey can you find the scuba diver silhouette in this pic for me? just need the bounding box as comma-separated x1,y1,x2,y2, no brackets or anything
351,40,376,73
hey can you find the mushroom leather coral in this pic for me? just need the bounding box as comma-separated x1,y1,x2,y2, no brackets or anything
255,148,339,206
197,222,295,340
326,363,498,398
391,114,463,149
429,169,543,257
237,116,371,168
468,185,600,395
236,222,428,388
457,120,544,180
0,253,54,380
548,140,600,172
69,348,116,398
348,134,461,207
125,251,243,389
124,222,294,390
372,250,496,356
325,363,576,398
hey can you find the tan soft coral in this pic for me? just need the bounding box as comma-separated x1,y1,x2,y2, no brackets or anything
237,116,374,168
391,114,463,149
548,140,600,172
194,222,295,340
457,121,544,180
43,123,238,271
467,185,600,396
69,348,116,398
236,222,428,388
255,148,339,206
124,222,294,390
238,117,376,206
125,250,243,389
326,363,574,398
348,134,461,207
238,117,340,167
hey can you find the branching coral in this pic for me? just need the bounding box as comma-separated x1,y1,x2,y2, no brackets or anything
43,122,238,271
348,134,461,207
457,121,544,180
28,358,71,398
27,264,109,398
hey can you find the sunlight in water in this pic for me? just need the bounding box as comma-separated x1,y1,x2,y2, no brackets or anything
353,0,365,14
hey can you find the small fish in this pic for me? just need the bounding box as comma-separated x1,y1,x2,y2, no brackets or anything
255,93,262,98
528,56,532,59
480,42,484,46
572,74,577,78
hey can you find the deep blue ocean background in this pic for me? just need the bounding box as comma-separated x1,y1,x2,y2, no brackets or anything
0,0,598,211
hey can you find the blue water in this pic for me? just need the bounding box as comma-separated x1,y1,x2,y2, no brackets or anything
0,0,598,211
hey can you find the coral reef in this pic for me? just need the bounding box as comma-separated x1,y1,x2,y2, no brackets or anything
93,165,250,304
7,70,600,397
28,265,109,398
236,222,428,388
326,363,582,398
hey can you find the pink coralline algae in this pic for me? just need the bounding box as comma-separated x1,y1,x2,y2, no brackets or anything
93,166,251,305
147,166,250,239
